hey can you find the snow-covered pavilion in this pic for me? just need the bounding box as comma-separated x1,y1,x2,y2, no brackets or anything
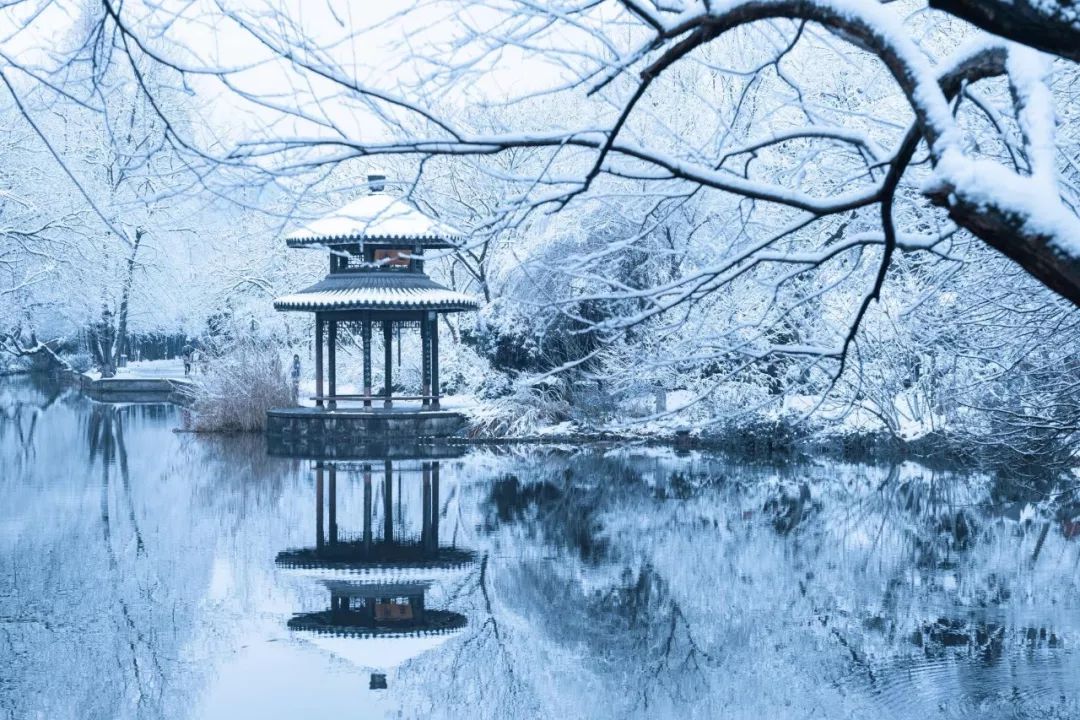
274,175,479,410
268,175,480,442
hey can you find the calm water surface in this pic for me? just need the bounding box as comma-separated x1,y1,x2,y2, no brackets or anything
2,377,1079,719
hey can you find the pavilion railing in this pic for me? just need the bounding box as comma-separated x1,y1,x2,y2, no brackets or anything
309,393,442,409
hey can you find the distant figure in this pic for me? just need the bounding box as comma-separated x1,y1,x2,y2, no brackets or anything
182,343,194,376
291,354,301,403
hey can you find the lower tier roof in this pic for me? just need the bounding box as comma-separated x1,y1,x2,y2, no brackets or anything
274,271,480,312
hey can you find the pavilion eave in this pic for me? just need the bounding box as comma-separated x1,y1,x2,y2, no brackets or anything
286,234,460,249
272,271,481,313
273,298,479,313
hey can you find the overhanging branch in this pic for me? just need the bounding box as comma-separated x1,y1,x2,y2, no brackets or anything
929,0,1080,63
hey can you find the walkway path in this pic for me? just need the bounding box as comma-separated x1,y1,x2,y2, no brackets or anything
86,359,191,382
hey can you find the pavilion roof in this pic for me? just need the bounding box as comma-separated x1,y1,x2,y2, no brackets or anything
278,562,474,584
274,272,481,313
286,193,462,248
289,609,467,640
305,632,462,670
275,541,477,578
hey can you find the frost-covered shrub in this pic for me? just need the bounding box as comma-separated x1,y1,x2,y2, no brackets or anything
0,353,32,375
461,310,541,373
466,380,572,437
438,338,508,398
186,330,292,432
564,379,620,425
955,353,1080,473
65,351,93,374
462,292,607,377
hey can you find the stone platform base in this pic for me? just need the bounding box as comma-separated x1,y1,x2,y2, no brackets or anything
266,406,468,458
81,375,193,404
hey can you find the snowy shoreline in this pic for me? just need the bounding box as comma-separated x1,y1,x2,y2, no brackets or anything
30,365,1073,476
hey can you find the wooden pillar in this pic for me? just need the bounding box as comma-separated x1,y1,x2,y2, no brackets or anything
363,465,372,553
430,313,440,409
410,592,426,622
365,596,376,623
420,315,431,407
331,592,350,616
327,319,337,409
382,320,393,408
328,465,338,545
431,461,440,549
315,464,325,549
421,462,432,550
383,460,393,543
362,316,372,408
314,316,324,408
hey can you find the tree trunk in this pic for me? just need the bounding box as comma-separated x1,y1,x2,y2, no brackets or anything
113,228,144,370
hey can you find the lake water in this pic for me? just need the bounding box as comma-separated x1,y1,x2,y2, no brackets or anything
2,377,1079,719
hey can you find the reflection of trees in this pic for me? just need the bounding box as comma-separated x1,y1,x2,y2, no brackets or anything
89,405,147,556
394,457,728,718
480,468,718,711
0,376,68,466
1,397,216,720
579,563,716,712
408,451,1080,719
484,474,609,561
2,382,362,720
88,404,163,713
437,554,532,715
427,554,718,717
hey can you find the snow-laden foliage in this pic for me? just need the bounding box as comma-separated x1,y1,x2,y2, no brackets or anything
0,1,1074,465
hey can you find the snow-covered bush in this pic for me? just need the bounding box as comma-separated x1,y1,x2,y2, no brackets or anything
186,325,293,433
0,352,32,375
440,338,508,399
466,380,573,437
462,297,605,378
64,352,94,374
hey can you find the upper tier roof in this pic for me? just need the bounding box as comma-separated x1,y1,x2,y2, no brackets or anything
305,631,462,671
286,193,462,248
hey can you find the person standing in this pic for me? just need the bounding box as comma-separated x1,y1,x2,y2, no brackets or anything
291,353,302,404
182,343,194,376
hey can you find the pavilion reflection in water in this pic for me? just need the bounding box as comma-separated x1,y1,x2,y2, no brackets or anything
275,448,474,688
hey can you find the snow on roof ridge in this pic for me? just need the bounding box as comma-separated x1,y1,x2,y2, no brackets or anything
287,193,463,243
